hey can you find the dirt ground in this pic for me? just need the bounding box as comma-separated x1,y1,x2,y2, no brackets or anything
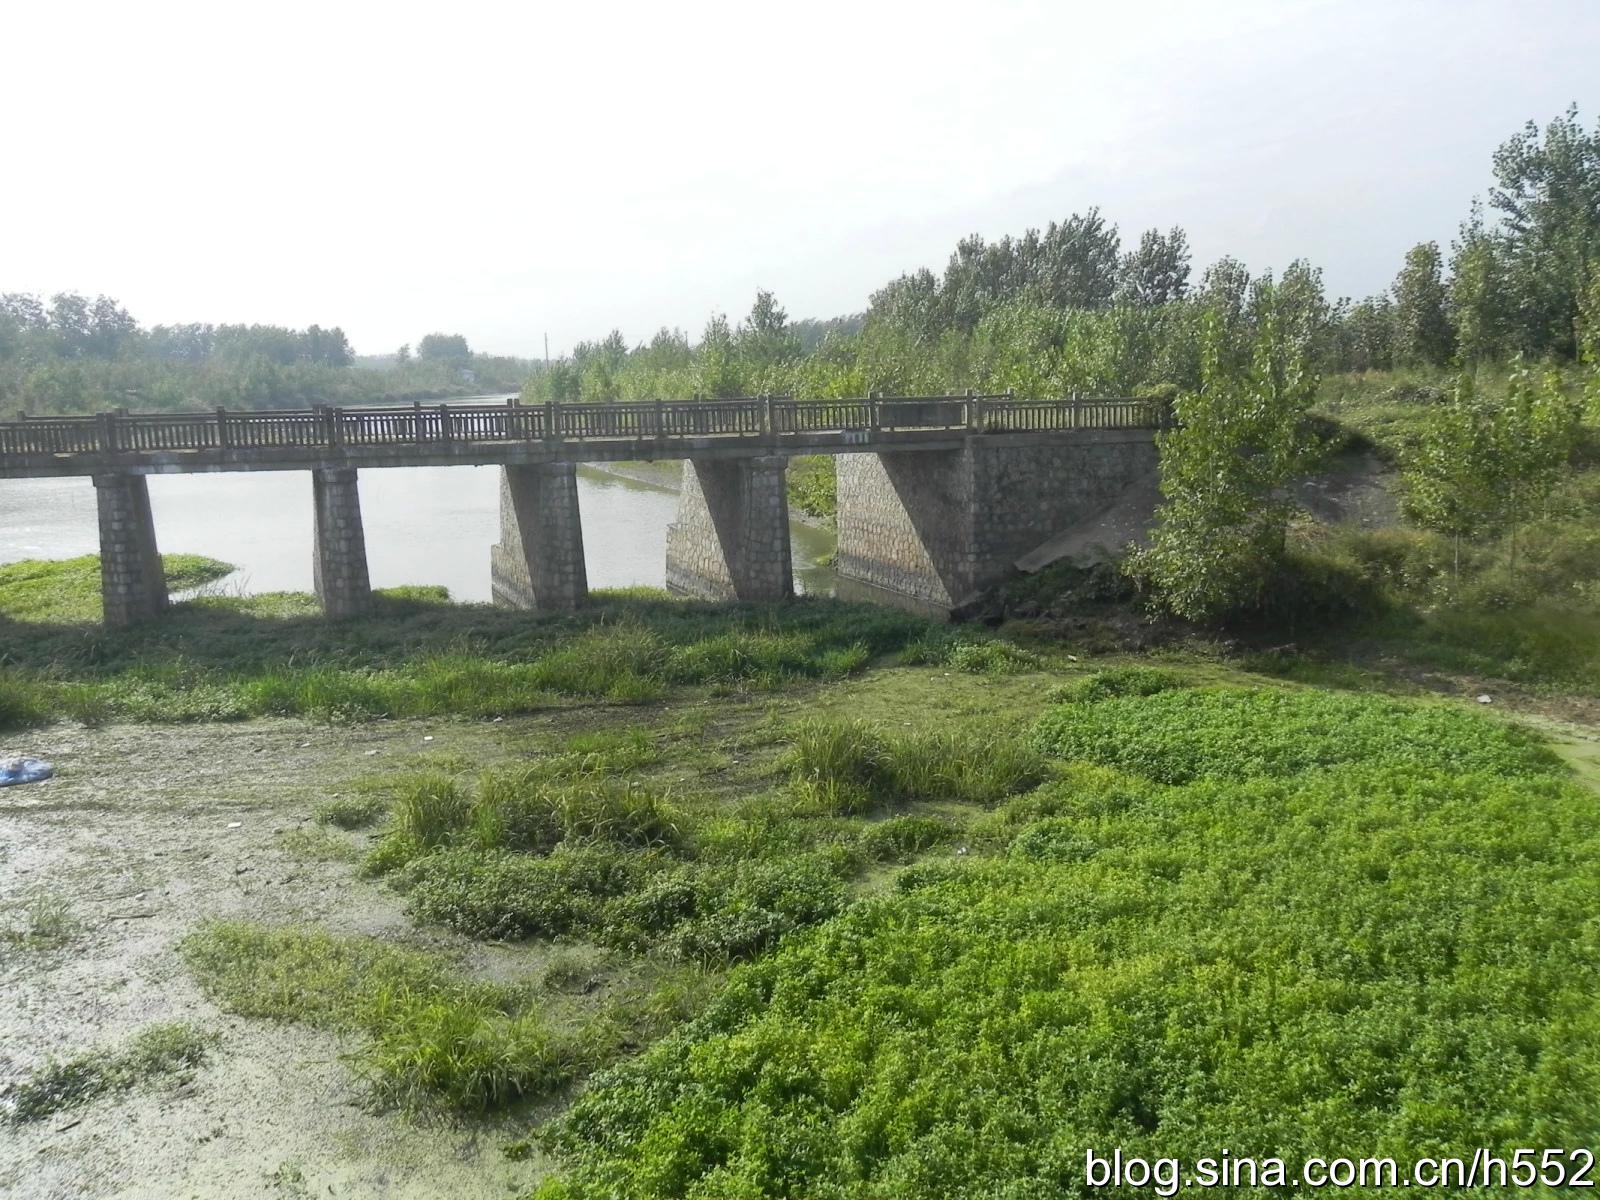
0,716,551,1200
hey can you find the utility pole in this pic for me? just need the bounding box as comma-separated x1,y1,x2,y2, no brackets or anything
544,333,549,371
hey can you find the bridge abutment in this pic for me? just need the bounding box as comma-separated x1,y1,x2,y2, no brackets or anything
835,434,1158,617
665,456,793,603
490,462,588,610
93,472,168,627
312,467,373,617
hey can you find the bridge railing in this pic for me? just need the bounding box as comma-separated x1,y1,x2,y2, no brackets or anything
0,394,1170,457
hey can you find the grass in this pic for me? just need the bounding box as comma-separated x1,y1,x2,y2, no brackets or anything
181,921,716,1113
534,687,1600,1197
1,893,81,952
0,553,233,623
784,718,1049,813
314,792,389,830
2,1022,209,1123
0,570,930,727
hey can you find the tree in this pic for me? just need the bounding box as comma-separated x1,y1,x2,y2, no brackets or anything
48,292,93,357
87,295,139,358
1197,256,1252,327
738,289,800,367
867,268,941,341
1489,104,1600,356
1391,242,1453,367
417,333,471,363
397,343,412,365
1448,200,1513,365
1117,226,1191,306
1338,295,1396,372
1033,210,1122,311
1402,362,1585,573
695,313,744,398
1129,285,1319,622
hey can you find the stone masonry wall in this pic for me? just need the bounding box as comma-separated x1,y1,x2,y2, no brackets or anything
93,472,168,627
665,456,793,602
970,438,1158,571
312,466,372,618
834,449,974,613
835,434,1157,615
490,462,588,610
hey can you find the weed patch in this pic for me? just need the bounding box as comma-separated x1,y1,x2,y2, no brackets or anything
3,1023,208,1124
785,718,1048,812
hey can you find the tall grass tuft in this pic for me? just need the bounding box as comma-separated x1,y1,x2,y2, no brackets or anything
785,718,1048,812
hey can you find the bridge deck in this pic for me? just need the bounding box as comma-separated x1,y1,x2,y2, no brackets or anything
0,395,1168,478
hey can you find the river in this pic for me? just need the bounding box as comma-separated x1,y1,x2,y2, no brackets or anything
0,462,837,602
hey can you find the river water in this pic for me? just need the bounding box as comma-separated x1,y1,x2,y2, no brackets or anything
0,463,837,602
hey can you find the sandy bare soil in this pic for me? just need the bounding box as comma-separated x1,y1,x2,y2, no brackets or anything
0,717,548,1200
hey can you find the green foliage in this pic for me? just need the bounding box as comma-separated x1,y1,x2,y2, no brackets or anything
1449,200,1514,365
1046,665,1183,704
0,588,930,726
2,893,81,950
785,718,1048,813
182,921,571,1111
1401,363,1585,563
857,815,959,863
1034,686,1556,785
1488,104,1600,357
366,764,685,876
1390,241,1454,367
898,630,1040,674
538,691,1600,1198
314,793,389,830
3,1023,208,1124
786,455,836,519
1130,290,1319,621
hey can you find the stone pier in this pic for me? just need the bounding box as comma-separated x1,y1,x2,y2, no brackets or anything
311,467,372,617
93,472,168,627
665,456,793,602
489,462,588,610
835,434,1159,617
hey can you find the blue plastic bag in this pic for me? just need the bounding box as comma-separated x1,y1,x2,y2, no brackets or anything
0,757,53,786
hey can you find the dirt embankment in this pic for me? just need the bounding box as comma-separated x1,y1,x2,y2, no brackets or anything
0,719,545,1200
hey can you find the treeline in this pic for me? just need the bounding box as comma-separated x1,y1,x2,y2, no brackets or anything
524,104,1600,407
0,296,531,415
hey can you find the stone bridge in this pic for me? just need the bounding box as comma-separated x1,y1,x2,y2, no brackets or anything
0,395,1168,625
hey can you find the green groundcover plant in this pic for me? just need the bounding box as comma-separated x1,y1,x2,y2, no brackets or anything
534,690,1599,1198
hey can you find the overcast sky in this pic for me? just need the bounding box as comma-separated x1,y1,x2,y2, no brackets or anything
4,0,1596,358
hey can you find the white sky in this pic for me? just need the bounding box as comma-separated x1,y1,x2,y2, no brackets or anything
4,0,1596,358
